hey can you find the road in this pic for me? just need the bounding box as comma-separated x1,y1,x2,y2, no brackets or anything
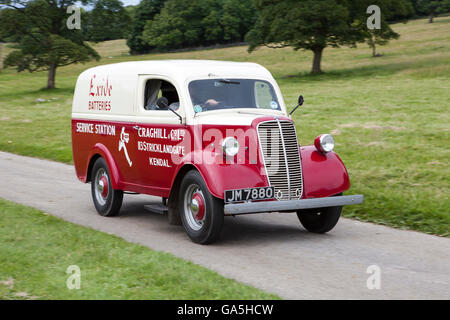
0,151,449,299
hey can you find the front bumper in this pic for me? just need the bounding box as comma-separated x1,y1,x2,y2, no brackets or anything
224,194,364,215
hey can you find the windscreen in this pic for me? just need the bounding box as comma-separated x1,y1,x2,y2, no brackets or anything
188,79,281,112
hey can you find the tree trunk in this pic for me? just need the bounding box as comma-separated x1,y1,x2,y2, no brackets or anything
0,43,3,70
311,47,324,74
47,64,57,89
368,35,377,57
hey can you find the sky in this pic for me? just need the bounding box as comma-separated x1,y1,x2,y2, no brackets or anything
121,0,141,6
79,0,140,10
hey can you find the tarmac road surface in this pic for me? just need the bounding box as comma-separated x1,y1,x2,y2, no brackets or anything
0,151,449,299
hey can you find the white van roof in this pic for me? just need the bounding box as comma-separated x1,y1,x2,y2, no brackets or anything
80,59,273,82
73,59,286,122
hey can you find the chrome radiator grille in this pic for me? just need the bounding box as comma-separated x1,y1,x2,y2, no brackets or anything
257,120,303,201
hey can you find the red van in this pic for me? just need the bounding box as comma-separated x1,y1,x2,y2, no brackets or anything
72,60,363,244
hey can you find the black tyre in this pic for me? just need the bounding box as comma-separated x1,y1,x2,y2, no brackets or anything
297,206,342,233
179,170,224,244
91,157,123,217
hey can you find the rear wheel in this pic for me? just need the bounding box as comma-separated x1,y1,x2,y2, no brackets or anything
297,206,342,233
179,170,224,244
91,157,123,217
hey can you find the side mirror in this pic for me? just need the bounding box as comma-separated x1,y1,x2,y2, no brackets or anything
156,97,169,110
289,94,304,116
156,97,183,124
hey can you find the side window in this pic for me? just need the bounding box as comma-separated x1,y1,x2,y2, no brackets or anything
254,81,278,110
144,79,180,111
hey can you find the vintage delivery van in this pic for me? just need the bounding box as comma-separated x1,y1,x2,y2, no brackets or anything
72,60,363,244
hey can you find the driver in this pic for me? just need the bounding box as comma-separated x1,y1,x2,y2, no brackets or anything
203,99,220,108
190,84,222,111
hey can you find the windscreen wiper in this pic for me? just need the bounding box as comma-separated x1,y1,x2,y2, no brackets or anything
219,79,240,85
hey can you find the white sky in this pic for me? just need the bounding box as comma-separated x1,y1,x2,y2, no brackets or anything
79,0,140,10
120,0,141,6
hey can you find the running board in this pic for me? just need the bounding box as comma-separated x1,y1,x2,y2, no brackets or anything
144,203,168,215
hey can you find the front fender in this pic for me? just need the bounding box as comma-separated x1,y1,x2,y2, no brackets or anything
300,146,350,198
171,151,268,199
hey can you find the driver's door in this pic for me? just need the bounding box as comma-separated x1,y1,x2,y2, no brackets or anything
134,75,187,190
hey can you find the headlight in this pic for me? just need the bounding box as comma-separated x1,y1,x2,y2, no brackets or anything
314,134,335,153
222,137,240,157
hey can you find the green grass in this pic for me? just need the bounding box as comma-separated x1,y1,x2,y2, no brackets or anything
0,198,279,300
0,17,449,236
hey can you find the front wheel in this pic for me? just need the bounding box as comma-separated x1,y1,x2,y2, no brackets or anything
296,206,342,233
179,170,224,244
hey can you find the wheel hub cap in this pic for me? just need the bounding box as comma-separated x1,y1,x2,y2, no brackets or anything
97,175,109,199
192,193,205,220
184,184,206,231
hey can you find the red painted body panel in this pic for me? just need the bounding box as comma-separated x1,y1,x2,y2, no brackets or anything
72,117,351,201
300,146,351,198
72,120,136,189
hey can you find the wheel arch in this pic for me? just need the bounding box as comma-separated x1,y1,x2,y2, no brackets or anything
86,154,102,183
167,164,198,225
85,144,122,190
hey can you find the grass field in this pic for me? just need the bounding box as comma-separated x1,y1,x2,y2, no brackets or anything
0,198,278,299
0,17,449,236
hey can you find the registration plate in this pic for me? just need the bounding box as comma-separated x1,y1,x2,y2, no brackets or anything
224,187,274,204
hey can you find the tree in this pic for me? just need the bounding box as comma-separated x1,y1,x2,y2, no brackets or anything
221,0,256,42
126,0,164,54
358,0,413,57
83,0,132,42
142,0,215,51
382,0,415,22
246,0,415,72
246,0,365,74
365,20,399,57
0,0,99,89
411,0,450,22
140,0,256,51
